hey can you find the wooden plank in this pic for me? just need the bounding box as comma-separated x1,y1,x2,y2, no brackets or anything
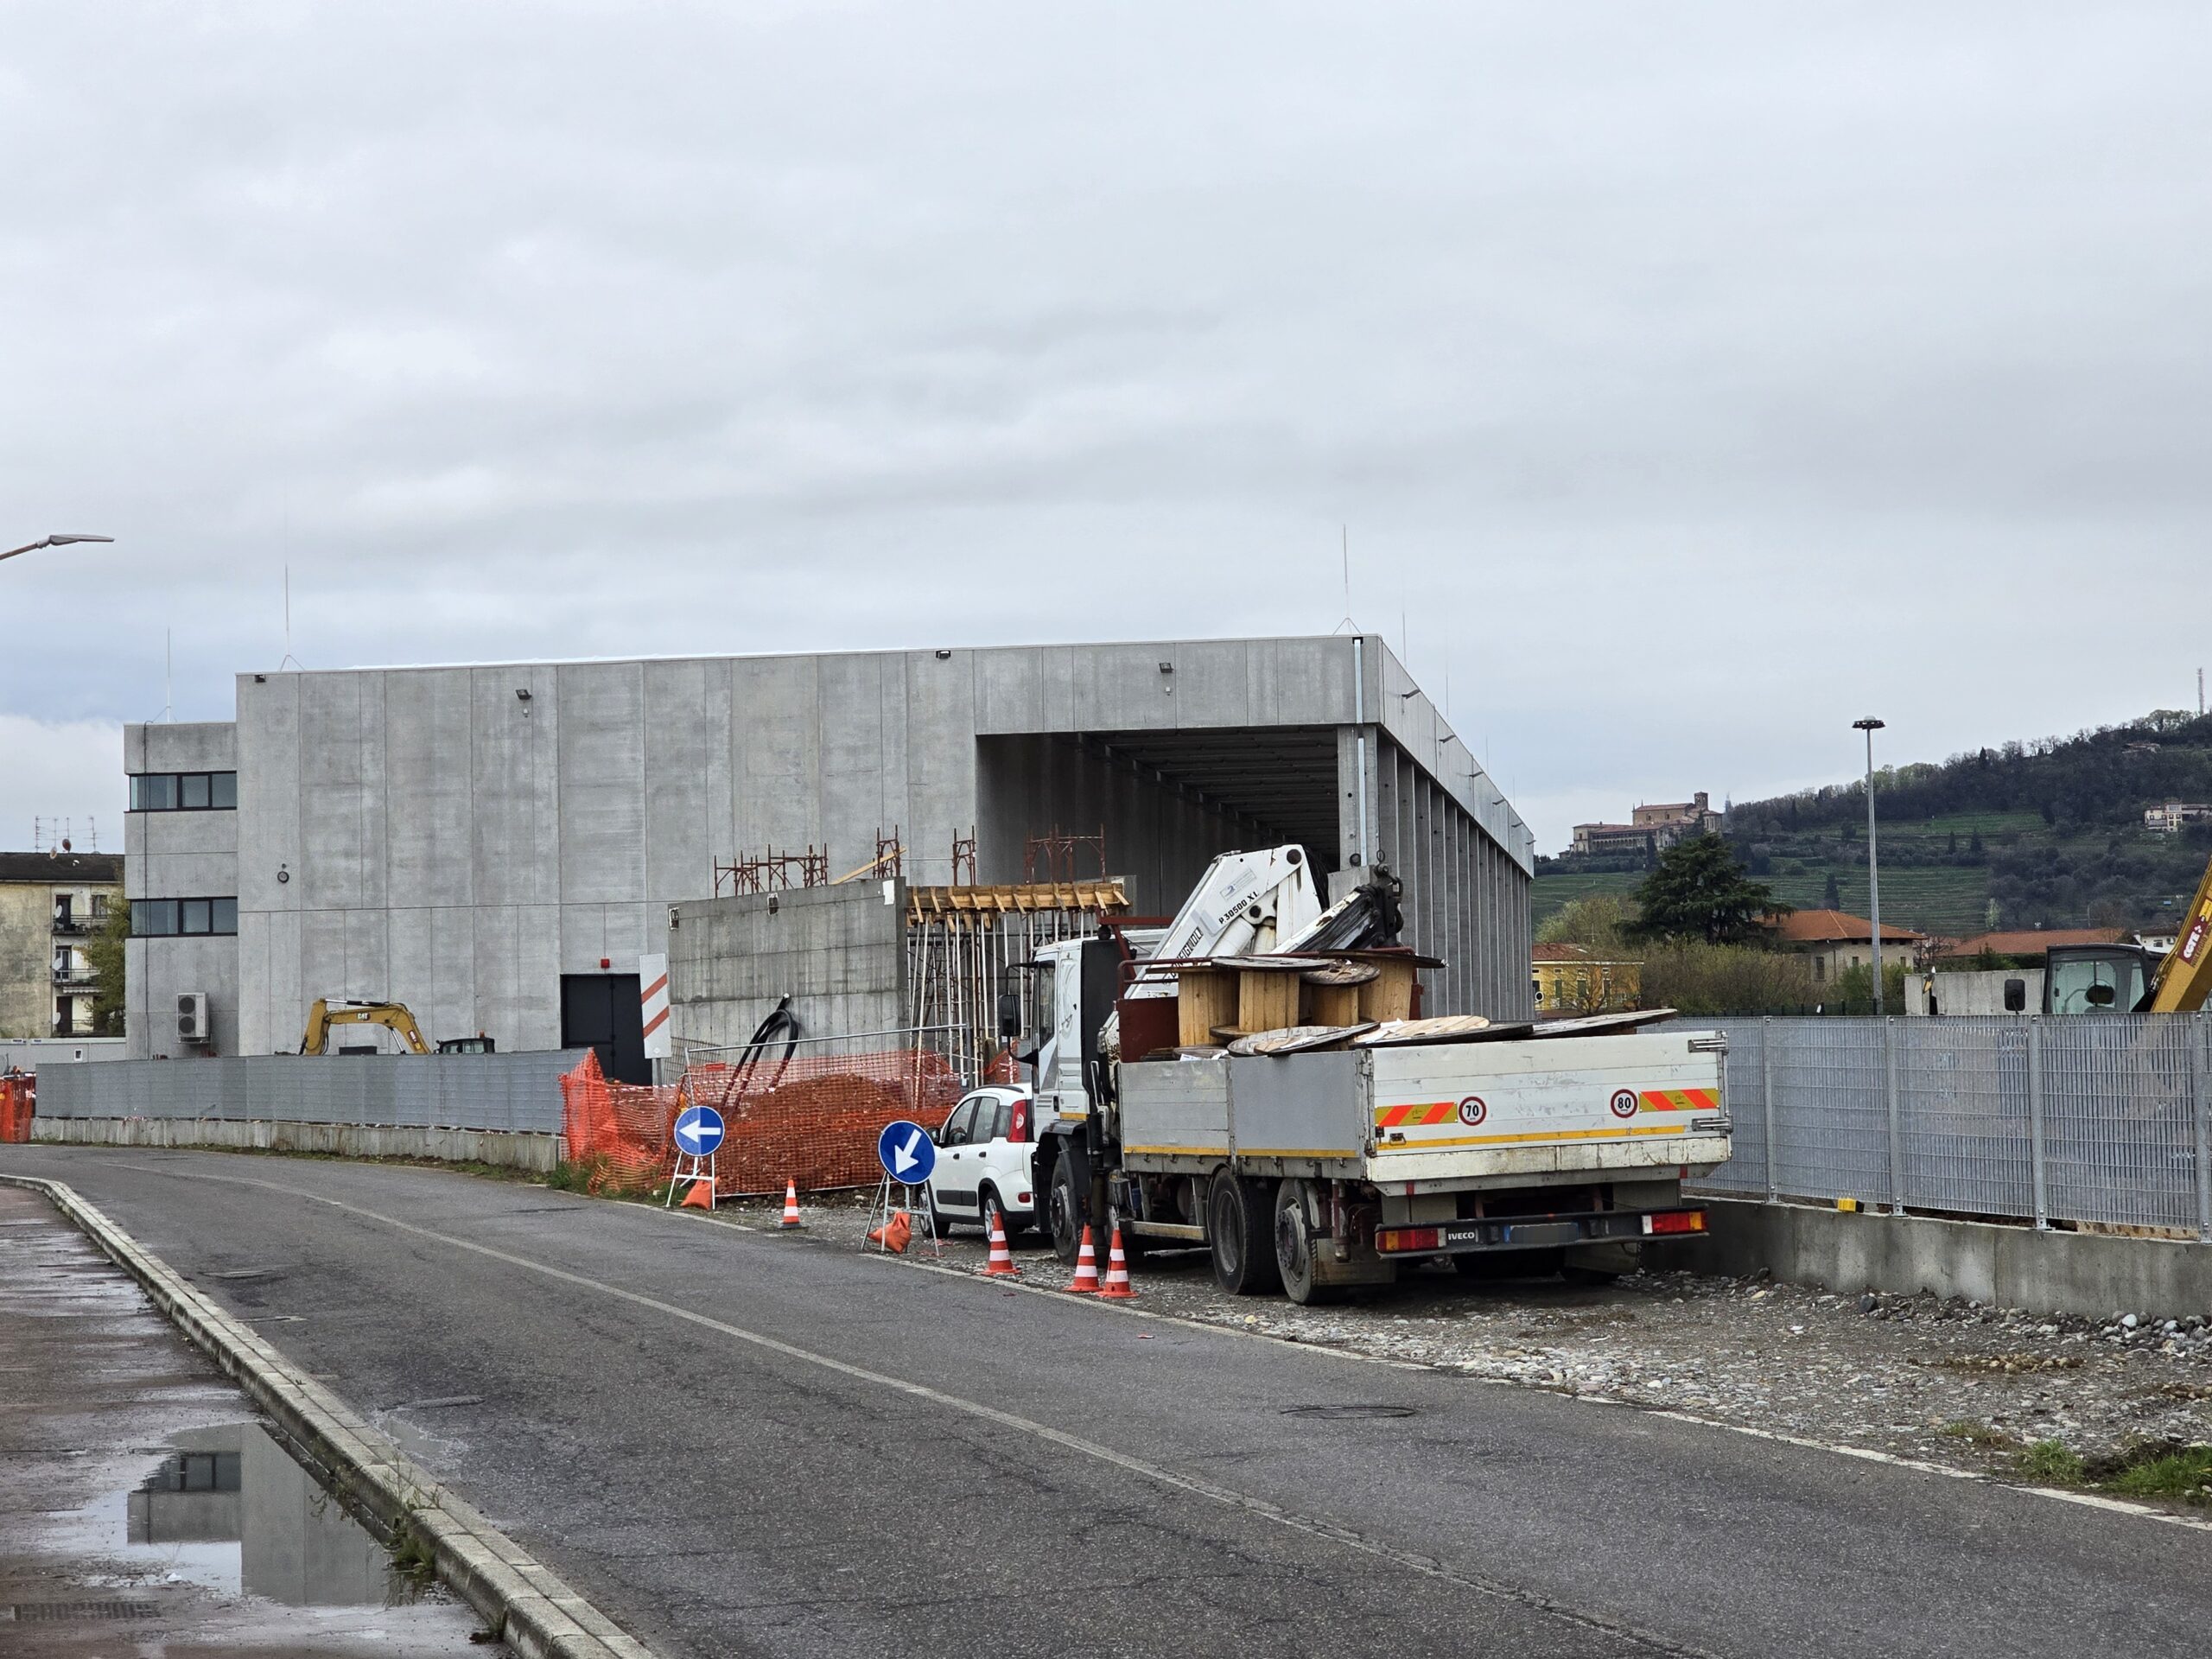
1178,969,1238,1047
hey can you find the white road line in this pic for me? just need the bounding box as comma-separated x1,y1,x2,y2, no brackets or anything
98,1161,1717,1658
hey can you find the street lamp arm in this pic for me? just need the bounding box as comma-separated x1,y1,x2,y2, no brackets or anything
1,532,114,565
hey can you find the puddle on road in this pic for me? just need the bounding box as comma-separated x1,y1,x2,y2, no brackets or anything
51,1421,423,1605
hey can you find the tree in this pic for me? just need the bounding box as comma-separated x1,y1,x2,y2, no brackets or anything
1821,872,1841,909
1629,835,1783,945
84,890,130,1037
1536,893,1635,956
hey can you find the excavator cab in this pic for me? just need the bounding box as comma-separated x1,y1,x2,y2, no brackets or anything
2044,944,2157,1015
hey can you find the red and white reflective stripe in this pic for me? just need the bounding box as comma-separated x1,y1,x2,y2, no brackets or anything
639,951,671,1058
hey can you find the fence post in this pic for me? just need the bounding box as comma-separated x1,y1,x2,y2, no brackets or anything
1761,1016,1777,1205
2027,1016,2049,1232
1884,1016,1905,1214
2193,1012,2211,1245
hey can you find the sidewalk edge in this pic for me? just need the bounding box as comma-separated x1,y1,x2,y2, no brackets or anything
0,1172,658,1659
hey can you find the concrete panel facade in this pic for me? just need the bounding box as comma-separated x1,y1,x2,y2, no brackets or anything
123,722,239,1057
668,882,907,1052
126,636,1536,1057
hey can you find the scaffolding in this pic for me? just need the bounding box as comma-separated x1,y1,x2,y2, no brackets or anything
714,845,830,896
1022,824,1108,884
906,878,1131,1077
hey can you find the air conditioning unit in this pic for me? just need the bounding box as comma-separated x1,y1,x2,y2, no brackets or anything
176,992,210,1043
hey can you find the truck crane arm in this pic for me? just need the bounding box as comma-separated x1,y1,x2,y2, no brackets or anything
1144,846,1326,968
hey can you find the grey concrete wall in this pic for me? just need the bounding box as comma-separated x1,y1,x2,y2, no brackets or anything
30,1114,562,1173
1,1037,126,1072
1691,1198,2212,1322
124,722,241,1058
668,881,908,1051
36,1049,582,1132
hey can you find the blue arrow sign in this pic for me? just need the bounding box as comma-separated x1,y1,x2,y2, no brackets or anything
673,1105,725,1158
877,1119,936,1186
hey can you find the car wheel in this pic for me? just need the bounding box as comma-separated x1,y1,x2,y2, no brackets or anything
1208,1173,1281,1296
1046,1150,1085,1264
980,1186,1020,1243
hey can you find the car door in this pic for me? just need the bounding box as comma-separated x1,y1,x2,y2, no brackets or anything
971,1095,1019,1200
932,1096,984,1216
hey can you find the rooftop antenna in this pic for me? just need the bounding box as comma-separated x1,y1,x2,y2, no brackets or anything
280,564,303,671
164,629,172,722
1333,525,1357,633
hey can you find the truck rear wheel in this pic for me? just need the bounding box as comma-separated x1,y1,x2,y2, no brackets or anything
1046,1147,1087,1265
1273,1179,1331,1306
1209,1173,1281,1296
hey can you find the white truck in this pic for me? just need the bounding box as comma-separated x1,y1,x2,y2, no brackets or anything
998,848,1732,1302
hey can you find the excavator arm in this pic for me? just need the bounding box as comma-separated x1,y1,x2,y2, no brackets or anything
299,999,432,1055
2147,853,2212,1014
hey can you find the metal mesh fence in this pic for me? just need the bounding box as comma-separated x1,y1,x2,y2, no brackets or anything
1694,1014,2211,1236
34,1051,587,1133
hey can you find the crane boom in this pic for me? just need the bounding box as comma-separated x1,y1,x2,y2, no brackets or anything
2147,853,2212,1014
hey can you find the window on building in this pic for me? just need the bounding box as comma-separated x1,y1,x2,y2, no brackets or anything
129,772,238,811
130,898,238,937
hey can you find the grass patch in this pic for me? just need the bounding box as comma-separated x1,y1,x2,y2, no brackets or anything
2019,1440,2088,1484
387,1511,437,1586
543,1154,660,1200
2102,1445,2212,1505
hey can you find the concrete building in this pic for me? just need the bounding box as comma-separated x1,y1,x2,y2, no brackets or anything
123,635,1535,1072
0,850,123,1038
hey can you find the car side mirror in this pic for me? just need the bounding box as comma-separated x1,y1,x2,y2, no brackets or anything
2003,978,2026,1013
998,991,1022,1039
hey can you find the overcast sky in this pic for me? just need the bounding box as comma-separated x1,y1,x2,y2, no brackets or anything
3,3,2208,856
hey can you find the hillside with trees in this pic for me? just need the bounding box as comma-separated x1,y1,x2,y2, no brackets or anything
1536,708,2212,938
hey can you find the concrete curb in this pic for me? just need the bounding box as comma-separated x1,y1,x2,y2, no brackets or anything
0,1172,658,1659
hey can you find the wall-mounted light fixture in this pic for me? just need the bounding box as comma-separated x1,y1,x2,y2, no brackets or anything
935,648,952,659
276,864,290,885
516,688,532,702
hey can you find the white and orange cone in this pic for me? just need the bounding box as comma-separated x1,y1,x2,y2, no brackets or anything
983,1211,1020,1277
1065,1225,1101,1294
1097,1223,1136,1300
779,1180,803,1229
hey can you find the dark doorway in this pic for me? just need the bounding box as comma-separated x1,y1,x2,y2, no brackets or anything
560,974,647,1083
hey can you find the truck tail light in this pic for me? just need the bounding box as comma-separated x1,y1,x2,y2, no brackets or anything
1645,1210,1707,1236
1376,1226,1440,1254
1008,1100,1030,1144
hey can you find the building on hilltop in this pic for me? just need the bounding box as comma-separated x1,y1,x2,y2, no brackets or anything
0,850,123,1038
121,635,1536,1071
1761,908,1927,986
1569,791,1723,857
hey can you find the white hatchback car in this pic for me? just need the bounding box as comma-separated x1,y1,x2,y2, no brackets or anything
925,1086,1038,1240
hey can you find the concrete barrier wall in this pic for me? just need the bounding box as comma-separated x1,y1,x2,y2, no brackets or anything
30,1114,563,1173
35,1049,586,1132
1692,1198,2212,1321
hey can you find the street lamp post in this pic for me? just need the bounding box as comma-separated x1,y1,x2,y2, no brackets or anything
1854,717,1886,1013
0,532,113,566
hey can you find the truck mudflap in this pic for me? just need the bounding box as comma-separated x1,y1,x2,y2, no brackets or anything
1374,1207,1708,1256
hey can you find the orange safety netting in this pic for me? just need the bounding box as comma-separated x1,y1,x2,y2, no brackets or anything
558,1046,966,1198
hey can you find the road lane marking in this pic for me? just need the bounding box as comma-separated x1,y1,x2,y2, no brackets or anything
91,1160,1719,1657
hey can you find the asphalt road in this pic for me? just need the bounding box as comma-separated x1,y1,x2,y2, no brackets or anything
5,1146,2206,1658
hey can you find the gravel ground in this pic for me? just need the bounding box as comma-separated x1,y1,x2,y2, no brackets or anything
700,1188,2212,1500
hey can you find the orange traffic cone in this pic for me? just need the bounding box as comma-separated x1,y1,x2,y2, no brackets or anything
1097,1224,1136,1299
1065,1225,1101,1294
983,1211,1019,1276
867,1210,913,1254
681,1179,714,1211
779,1180,803,1229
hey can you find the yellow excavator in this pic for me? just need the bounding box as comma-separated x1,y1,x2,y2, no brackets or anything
2043,851,2212,1015
298,999,495,1055
2146,853,2212,1013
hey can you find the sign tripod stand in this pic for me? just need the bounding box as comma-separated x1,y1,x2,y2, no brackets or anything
865,1118,942,1256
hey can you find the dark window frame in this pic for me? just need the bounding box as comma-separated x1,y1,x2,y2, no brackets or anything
130,897,238,938
128,771,238,812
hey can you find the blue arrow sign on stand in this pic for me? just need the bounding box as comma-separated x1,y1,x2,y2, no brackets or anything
877,1119,936,1186
673,1105,725,1159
